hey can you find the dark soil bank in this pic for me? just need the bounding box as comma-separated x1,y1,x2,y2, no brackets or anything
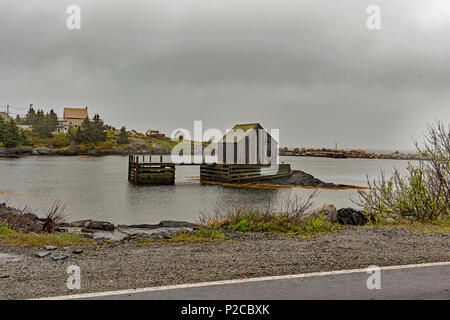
1,227,448,299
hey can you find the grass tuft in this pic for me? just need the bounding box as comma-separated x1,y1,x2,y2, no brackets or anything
0,221,94,247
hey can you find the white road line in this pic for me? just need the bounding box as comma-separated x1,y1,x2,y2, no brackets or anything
35,261,450,300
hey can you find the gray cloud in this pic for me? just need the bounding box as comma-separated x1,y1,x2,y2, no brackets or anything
1,0,449,150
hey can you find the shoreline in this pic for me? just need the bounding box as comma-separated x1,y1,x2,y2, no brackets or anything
1,146,421,160
1,202,449,300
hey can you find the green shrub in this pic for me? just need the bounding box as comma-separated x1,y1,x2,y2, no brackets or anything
51,133,71,148
358,120,449,222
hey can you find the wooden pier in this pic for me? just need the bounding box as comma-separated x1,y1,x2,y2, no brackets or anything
128,155,292,185
128,155,175,185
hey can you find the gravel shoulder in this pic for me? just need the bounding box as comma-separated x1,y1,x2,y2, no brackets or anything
1,226,449,300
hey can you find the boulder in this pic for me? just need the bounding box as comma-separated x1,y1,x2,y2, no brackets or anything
83,220,115,231
52,254,71,261
35,252,51,258
303,204,338,222
158,220,195,228
60,220,92,228
337,208,367,226
31,147,51,155
43,245,57,251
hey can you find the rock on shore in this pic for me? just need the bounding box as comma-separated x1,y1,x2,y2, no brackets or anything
263,170,348,188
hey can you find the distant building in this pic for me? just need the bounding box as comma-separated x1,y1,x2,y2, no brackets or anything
54,122,71,134
0,112,11,121
18,125,32,131
146,129,166,139
63,107,89,127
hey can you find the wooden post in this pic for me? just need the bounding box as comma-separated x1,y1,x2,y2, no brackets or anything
128,155,131,181
135,156,139,184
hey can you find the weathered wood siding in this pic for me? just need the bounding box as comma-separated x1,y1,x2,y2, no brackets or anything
217,129,278,164
200,163,291,183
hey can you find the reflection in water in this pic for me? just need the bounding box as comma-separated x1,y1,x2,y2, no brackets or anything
0,156,411,224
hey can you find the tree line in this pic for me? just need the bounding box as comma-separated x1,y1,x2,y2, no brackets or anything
1,106,129,148
15,107,58,138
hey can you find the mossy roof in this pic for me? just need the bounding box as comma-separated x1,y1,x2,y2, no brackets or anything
218,123,266,143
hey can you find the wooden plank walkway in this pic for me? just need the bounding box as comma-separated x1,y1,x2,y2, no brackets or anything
128,155,292,185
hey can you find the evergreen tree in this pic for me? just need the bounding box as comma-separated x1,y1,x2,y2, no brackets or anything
67,126,75,141
3,120,20,148
74,127,84,143
25,106,36,125
32,115,53,138
48,109,59,128
91,114,106,142
15,114,22,124
117,126,129,144
0,117,5,142
80,117,93,142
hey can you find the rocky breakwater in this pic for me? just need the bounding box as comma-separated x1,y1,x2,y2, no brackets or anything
279,148,421,160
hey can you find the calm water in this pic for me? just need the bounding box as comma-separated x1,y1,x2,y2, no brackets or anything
0,155,413,224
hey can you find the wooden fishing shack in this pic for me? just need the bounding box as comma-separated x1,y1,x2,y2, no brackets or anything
199,123,292,183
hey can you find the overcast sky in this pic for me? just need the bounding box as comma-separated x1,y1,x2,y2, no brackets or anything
0,0,449,150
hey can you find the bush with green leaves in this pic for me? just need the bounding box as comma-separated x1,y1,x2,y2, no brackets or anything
357,120,449,222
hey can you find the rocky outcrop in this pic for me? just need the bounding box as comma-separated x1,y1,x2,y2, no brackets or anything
264,170,347,189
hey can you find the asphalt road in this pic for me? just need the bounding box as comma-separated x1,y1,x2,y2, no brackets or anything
53,262,450,300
